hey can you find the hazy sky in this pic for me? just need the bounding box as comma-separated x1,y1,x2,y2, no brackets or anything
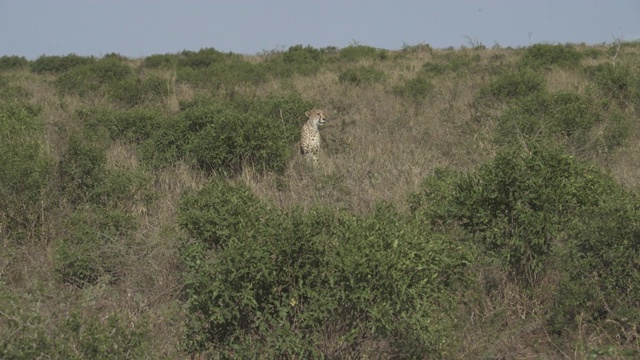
1,0,639,59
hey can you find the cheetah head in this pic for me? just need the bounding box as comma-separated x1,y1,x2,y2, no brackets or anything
305,109,327,127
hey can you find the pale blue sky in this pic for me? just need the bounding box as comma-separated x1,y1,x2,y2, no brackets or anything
1,0,638,59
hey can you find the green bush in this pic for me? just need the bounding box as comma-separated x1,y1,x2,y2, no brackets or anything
519,43,582,70
0,283,148,359
494,91,598,148
585,63,640,103
58,132,107,205
0,103,52,243
78,107,162,143
394,72,434,101
141,96,306,173
54,206,136,287
143,53,179,69
55,58,134,97
178,180,270,249
555,190,640,334
339,45,384,61
454,144,612,285
0,55,29,71
179,181,469,357
483,68,546,101
178,48,239,69
409,167,465,230
338,66,386,85
262,45,325,78
184,104,291,173
422,52,481,75
31,54,96,73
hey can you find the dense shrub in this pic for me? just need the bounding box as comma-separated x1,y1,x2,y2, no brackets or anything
0,55,29,71
140,95,310,173
482,68,546,101
31,54,96,73
179,181,469,357
78,107,162,143
339,45,385,61
260,45,325,78
0,283,148,358
585,63,640,104
519,43,582,70
338,66,386,85
451,144,611,285
55,58,134,97
54,206,135,287
393,72,433,101
556,189,640,334
0,103,52,243
143,53,179,69
494,91,598,149
422,52,481,75
184,104,291,173
58,132,107,205
178,48,239,69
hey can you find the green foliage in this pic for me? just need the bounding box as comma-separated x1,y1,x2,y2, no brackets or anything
338,66,386,85
394,72,434,101
519,43,582,70
178,180,269,249
409,167,465,230
454,144,611,285
339,45,385,61
585,63,640,103
483,68,546,101
141,94,310,173
55,57,134,97
494,91,598,149
58,132,108,205
31,53,96,73
179,181,469,357
54,206,136,287
178,48,239,69
143,53,179,69
0,55,29,71
0,103,52,243
78,107,163,143
0,283,148,359
183,102,291,173
422,52,481,75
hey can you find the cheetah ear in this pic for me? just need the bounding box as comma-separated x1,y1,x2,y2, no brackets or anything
305,111,310,117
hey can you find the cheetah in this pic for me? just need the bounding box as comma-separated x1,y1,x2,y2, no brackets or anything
300,109,327,163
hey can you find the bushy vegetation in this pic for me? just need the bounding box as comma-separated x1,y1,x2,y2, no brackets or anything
2,42,640,358
179,181,469,357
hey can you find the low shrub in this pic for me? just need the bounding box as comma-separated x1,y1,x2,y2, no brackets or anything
338,66,386,86
0,55,29,71
456,144,612,285
0,103,52,243
54,206,136,287
482,68,546,101
0,283,148,358
179,181,469,358
519,43,582,70
31,54,96,73
339,45,385,61
393,72,434,101
58,132,107,205
585,63,640,104
494,90,598,148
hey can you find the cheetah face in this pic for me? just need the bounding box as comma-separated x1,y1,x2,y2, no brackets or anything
305,109,327,126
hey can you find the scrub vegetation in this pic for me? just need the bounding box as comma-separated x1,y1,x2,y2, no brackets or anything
1,41,640,358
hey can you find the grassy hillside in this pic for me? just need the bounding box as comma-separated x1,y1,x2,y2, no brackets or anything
1,42,639,358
